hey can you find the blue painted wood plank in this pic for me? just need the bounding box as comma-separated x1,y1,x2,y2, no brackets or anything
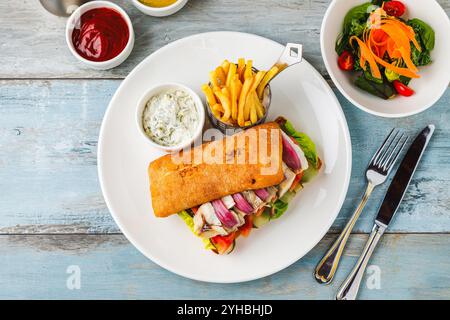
0,80,449,233
0,80,120,233
338,88,450,233
0,234,448,299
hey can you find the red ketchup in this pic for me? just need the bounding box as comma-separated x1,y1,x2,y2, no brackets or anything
72,7,129,62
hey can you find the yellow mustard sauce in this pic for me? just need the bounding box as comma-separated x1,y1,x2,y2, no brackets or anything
138,0,178,8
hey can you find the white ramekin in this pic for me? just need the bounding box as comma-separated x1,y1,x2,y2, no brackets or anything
136,83,205,153
66,1,135,70
131,0,188,17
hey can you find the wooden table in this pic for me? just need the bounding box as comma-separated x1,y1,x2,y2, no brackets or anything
0,0,449,299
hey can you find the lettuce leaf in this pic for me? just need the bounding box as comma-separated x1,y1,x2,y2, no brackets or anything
178,211,215,250
271,200,289,219
280,120,320,169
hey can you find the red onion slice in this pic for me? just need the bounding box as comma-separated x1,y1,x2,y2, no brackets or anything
281,132,301,172
231,193,254,214
211,199,238,228
254,188,270,201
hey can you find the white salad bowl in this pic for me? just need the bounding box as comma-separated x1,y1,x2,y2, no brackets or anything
66,1,135,70
131,0,188,17
135,82,205,153
321,0,450,117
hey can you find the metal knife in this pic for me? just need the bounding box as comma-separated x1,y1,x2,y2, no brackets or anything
336,125,435,300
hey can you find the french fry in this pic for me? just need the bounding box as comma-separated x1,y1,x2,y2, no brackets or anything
237,58,245,80
206,58,276,127
221,87,230,99
245,91,259,124
250,101,258,124
235,78,243,99
244,60,253,80
211,108,222,120
212,85,221,95
226,63,237,88
243,96,251,121
221,60,230,74
248,91,265,119
215,67,227,86
209,70,220,87
230,79,240,120
254,92,265,118
257,66,279,99
214,89,232,122
201,84,216,106
212,103,224,113
250,71,266,92
238,77,253,127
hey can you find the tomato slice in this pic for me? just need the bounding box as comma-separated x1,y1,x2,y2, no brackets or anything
393,80,414,97
239,215,253,237
211,233,236,254
384,1,406,17
337,50,354,71
289,172,303,192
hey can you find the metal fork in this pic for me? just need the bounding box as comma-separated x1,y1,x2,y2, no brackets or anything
314,129,408,284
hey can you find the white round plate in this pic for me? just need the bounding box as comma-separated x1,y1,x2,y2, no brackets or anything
321,0,450,118
98,32,352,283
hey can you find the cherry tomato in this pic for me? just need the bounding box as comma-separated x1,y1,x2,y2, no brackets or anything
393,80,414,97
384,1,406,17
338,51,354,71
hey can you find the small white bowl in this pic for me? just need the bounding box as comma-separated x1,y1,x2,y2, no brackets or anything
66,1,135,70
321,0,450,118
131,0,188,17
136,83,205,153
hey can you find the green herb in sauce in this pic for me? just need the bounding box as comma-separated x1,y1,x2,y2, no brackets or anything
142,90,199,147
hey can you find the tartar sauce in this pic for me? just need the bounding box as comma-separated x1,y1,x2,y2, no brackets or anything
142,90,199,146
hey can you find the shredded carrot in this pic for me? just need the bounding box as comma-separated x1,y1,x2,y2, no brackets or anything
386,38,401,59
351,36,382,79
371,52,420,78
349,7,422,80
370,29,389,47
384,18,421,51
379,23,418,72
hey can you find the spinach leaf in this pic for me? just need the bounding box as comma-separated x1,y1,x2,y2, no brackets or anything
336,2,373,55
364,69,384,84
408,18,435,51
399,75,411,86
343,2,372,35
411,44,432,66
407,19,434,67
335,33,350,56
355,75,396,99
355,76,384,98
